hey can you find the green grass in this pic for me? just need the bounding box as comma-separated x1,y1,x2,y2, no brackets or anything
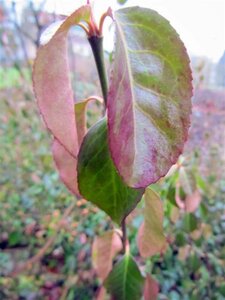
0,67,30,89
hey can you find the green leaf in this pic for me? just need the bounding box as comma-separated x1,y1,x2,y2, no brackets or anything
199,202,208,219
218,284,225,296
77,118,144,224
182,213,198,233
188,254,201,272
104,254,144,300
175,232,187,247
9,231,23,246
195,174,207,192
167,186,177,207
117,0,128,4
107,7,192,188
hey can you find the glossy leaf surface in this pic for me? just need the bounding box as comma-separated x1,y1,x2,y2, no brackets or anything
77,118,144,224
33,5,91,158
107,7,192,188
104,254,144,300
92,230,122,281
138,189,167,257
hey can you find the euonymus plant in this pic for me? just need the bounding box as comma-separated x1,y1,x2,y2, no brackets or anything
33,2,192,299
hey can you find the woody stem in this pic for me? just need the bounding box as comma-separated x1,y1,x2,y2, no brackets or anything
88,35,108,105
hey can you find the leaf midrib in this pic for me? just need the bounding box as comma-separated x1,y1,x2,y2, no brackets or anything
116,12,182,182
122,255,129,300
118,18,181,69
115,16,137,177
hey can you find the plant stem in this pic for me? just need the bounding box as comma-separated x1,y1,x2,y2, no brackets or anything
122,218,127,254
88,36,108,106
10,201,76,276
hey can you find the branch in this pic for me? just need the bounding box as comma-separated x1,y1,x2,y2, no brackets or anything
10,201,76,277
8,19,36,44
11,2,31,70
88,36,108,106
121,218,127,254
29,0,42,31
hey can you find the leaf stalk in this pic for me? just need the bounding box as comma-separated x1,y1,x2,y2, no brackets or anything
121,218,127,254
88,36,108,105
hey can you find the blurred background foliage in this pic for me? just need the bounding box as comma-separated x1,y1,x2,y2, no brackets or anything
0,0,225,299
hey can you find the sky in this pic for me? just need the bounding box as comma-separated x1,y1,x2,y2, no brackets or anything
16,0,225,62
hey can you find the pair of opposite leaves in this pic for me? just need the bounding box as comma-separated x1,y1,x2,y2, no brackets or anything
92,229,159,300
33,5,192,225
92,188,164,300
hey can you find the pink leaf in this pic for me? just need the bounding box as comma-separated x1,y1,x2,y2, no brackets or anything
52,139,79,195
92,230,122,281
33,5,91,158
178,245,191,261
137,189,167,258
144,274,159,300
96,287,108,300
185,189,201,213
107,7,192,188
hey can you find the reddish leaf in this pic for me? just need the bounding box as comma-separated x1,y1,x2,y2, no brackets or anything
190,229,202,241
96,287,108,300
107,7,192,188
53,97,103,195
144,274,159,300
33,5,91,158
185,189,201,213
92,230,122,281
138,189,167,258
178,245,191,261
169,205,180,224
52,139,78,194
201,223,212,239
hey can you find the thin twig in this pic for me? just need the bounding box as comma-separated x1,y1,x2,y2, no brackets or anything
121,218,127,254
11,2,31,70
8,20,36,44
10,201,76,277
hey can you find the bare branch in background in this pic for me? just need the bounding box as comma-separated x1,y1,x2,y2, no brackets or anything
11,1,31,70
